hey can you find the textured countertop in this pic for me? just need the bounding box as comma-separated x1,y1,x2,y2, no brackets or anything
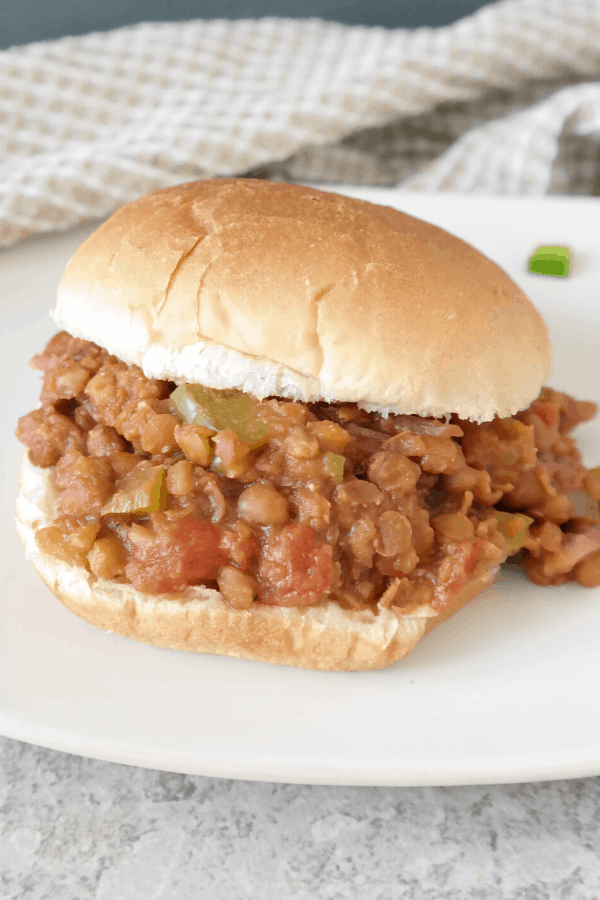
1,736,599,899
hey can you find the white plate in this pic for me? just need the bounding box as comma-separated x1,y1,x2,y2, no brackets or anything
1,189,600,787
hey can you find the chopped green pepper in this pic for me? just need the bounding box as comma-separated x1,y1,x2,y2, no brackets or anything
323,451,345,484
529,246,571,277
490,510,534,555
171,384,269,450
102,466,166,515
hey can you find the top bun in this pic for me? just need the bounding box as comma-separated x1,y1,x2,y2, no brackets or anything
53,179,551,422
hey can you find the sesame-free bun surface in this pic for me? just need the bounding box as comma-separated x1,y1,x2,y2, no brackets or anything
54,179,551,422
16,455,497,671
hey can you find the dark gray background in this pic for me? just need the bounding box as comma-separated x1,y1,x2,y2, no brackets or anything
3,0,492,50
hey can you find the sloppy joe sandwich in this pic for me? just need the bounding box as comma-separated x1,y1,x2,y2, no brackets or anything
15,179,600,670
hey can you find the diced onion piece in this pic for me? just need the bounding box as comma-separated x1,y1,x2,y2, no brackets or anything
531,403,560,429
323,451,345,484
566,489,599,519
563,531,600,566
102,466,166,515
490,510,534,554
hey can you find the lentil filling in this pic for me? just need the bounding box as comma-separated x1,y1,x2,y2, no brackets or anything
16,333,600,611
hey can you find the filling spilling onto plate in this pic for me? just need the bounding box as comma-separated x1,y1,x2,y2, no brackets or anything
16,333,600,611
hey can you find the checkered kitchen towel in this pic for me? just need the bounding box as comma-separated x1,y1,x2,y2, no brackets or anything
1,0,599,245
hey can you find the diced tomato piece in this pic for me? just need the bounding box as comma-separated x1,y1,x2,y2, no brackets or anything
175,519,227,581
125,516,226,594
258,523,333,607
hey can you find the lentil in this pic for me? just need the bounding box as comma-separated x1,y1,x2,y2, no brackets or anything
18,332,600,609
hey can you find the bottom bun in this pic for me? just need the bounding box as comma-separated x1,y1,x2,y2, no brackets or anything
16,456,497,671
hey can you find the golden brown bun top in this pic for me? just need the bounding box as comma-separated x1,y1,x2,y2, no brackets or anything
54,179,551,421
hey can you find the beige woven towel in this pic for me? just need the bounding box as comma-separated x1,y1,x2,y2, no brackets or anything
1,0,599,245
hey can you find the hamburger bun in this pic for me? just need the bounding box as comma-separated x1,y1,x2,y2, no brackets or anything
17,179,551,670
53,178,550,422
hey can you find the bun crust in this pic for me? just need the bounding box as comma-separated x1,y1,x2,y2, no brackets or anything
16,455,497,671
54,179,551,422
